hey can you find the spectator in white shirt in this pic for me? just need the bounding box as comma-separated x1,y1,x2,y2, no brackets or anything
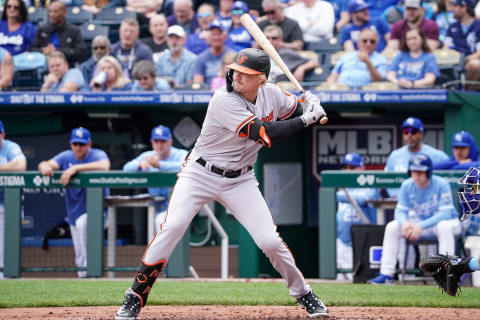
284,0,335,42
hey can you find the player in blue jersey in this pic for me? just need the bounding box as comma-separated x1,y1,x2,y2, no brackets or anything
123,125,188,231
368,153,462,284
434,130,480,170
385,117,449,198
336,153,379,280
0,120,26,278
38,127,110,278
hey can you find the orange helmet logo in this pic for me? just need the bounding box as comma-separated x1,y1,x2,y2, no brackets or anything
238,54,248,64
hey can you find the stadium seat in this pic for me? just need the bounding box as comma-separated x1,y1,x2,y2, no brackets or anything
80,23,110,52
298,50,319,62
28,7,47,25
304,37,342,54
12,68,47,91
95,7,137,26
362,81,399,90
330,50,346,66
67,6,94,25
433,48,464,88
304,66,329,83
314,82,349,91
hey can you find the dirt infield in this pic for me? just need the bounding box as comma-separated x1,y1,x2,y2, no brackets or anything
2,306,479,320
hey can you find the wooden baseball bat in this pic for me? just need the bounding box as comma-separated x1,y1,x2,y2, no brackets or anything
240,13,328,125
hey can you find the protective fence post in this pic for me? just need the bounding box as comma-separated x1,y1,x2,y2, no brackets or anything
318,187,336,279
4,188,21,278
86,188,104,277
166,225,191,277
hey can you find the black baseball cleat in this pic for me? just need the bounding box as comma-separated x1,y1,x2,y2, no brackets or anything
115,290,142,320
296,291,329,318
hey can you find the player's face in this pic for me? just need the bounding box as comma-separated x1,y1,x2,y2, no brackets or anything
402,128,423,150
411,170,429,188
453,146,470,161
232,70,262,95
70,142,91,160
151,139,172,158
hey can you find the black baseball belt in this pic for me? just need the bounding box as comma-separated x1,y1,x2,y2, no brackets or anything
196,157,252,178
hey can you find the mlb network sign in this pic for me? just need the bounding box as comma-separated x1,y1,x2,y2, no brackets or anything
312,125,445,182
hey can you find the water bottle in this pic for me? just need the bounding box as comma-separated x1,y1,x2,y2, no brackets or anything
93,71,107,88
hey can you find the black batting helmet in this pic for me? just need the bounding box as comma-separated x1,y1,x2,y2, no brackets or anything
227,48,270,78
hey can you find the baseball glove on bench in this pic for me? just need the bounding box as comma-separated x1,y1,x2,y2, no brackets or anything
419,254,472,296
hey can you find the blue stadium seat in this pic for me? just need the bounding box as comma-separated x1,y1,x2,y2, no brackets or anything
27,6,47,25
80,23,110,53
67,6,94,25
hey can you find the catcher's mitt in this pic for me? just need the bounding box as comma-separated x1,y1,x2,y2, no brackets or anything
419,254,472,296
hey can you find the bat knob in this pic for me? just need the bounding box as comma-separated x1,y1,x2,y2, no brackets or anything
319,116,328,125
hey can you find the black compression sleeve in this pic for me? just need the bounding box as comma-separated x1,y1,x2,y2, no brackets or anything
263,117,305,142
285,101,303,119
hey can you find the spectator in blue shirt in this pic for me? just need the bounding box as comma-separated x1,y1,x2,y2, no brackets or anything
185,3,217,55
155,25,196,88
131,60,171,91
327,28,387,88
38,127,110,278
433,0,456,43
217,0,234,30
341,0,390,53
227,1,254,51
0,0,36,56
387,28,439,88
167,0,199,35
90,55,132,91
41,51,86,92
444,0,480,90
193,20,235,85
111,18,153,79
434,130,480,170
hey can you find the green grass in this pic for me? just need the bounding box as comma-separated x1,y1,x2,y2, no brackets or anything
0,280,479,308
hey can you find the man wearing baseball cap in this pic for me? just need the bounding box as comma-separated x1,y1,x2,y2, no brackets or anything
123,125,188,232
434,130,480,170
336,153,379,281
385,0,440,52
0,120,26,278
193,20,235,85
38,127,110,278
341,0,390,53
384,117,448,197
155,25,196,88
443,0,480,90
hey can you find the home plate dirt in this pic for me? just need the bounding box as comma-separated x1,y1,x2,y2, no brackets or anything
2,306,479,320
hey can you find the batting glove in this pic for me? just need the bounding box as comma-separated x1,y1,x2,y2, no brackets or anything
300,104,326,127
301,90,321,113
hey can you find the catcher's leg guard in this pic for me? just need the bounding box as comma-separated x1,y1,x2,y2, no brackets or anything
131,260,165,307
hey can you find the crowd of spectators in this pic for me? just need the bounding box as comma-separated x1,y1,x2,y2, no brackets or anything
0,0,479,92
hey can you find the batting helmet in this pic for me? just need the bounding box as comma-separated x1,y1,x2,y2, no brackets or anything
408,153,433,179
342,153,363,167
458,167,480,221
227,48,270,77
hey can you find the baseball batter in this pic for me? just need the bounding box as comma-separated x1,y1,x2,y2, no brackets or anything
115,48,328,319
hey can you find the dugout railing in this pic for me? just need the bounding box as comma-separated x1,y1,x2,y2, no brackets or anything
2,171,182,278
318,170,465,279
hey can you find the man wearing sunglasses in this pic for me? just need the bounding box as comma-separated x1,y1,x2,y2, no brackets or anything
185,3,218,55
79,35,111,83
384,117,448,198
38,127,110,278
341,0,390,53
257,0,303,51
228,1,254,51
327,28,387,88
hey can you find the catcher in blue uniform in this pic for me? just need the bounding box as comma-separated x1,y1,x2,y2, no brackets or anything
420,167,480,296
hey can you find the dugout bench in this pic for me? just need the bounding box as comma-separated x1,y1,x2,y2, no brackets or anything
2,171,187,278
318,170,465,279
